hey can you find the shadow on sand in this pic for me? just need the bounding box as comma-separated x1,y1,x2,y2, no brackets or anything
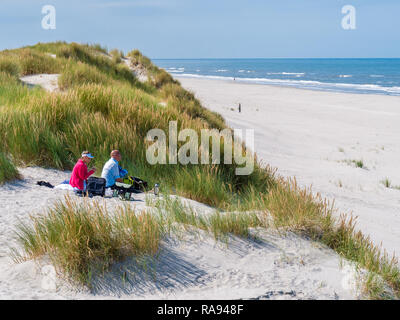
89,234,278,297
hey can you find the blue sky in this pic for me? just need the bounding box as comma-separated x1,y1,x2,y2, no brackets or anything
0,0,399,58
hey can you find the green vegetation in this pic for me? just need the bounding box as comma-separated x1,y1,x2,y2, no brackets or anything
354,160,365,169
342,159,366,169
0,56,21,77
0,48,62,76
58,62,111,89
382,178,391,188
13,195,262,286
13,194,263,286
109,48,124,64
380,178,400,191
1,42,399,298
0,152,19,184
149,195,263,242
13,196,161,286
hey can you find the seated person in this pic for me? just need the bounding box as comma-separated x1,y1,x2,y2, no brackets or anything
69,151,96,191
101,150,128,188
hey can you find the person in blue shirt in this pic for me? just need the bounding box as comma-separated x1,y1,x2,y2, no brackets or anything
101,150,128,187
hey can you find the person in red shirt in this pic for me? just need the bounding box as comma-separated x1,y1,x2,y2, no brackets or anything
69,151,96,191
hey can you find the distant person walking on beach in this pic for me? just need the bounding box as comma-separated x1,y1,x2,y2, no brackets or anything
69,151,96,191
239,103,241,113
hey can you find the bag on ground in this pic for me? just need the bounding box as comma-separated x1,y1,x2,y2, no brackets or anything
86,177,106,197
122,176,148,191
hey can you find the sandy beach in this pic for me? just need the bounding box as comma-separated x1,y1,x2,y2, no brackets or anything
177,76,400,256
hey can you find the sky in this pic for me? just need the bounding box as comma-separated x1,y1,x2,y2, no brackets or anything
0,0,399,58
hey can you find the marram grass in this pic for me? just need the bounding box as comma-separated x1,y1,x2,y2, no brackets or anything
0,152,19,184
12,196,162,286
13,195,263,286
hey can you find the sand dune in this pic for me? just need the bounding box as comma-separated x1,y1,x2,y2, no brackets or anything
0,167,359,299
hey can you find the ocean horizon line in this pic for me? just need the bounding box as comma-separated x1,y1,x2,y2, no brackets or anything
154,58,400,97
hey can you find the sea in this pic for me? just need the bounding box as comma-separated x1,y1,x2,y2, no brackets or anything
153,58,400,96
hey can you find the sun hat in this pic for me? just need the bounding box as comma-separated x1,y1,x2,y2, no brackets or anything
81,151,94,159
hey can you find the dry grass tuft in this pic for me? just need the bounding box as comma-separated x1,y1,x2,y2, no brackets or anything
13,196,161,286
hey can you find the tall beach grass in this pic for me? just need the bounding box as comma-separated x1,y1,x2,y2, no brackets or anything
0,152,19,184
13,196,161,286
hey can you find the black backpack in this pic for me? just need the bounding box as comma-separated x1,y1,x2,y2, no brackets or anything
86,177,106,197
125,176,148,192
131,176,148,191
